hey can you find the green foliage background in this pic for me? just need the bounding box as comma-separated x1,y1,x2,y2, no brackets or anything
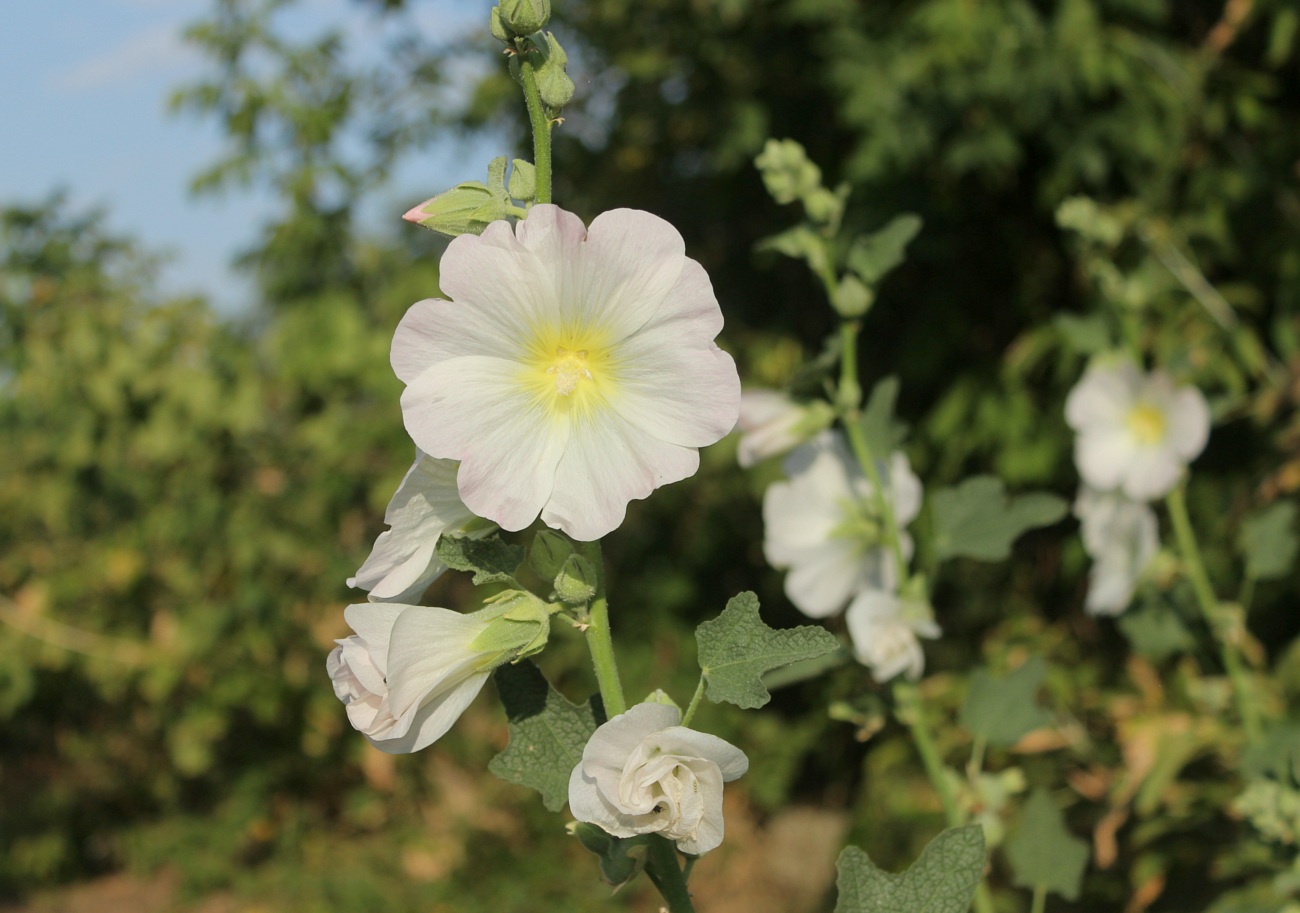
3,0,1300,910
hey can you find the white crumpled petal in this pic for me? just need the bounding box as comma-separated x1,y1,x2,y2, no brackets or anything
1065,358,1210,502
762,431,920,618
1074,486,1159,616
568,703,748,855
844,589,941,682
348,451,495,603
391,205,740,540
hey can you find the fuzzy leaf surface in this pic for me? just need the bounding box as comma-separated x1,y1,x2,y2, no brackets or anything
1005,790,1089,900
931,476,1067,562
960,656,1053,747
834,824,986,913
436,532,525,585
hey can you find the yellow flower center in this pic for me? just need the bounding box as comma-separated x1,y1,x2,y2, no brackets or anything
548,347,593,396
1127,403,1166,444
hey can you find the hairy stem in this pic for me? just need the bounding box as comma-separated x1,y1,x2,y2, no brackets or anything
646,836,696,913
517,47,553,204
579,540,626,717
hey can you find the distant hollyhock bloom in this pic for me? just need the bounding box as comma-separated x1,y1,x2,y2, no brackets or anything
763,431,922,618
348,451,496,603
844,589,941,682
734,388,833,468
1074,487,1159,616
391,205,740,541
1065,359,1210,502
568,703,748,855
328,601,545,754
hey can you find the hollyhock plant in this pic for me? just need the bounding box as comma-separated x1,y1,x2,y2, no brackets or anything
844,589,941,682
568,702,749,855
1074,487,1159,616
349,451,496,603
1065,358,1210,502
391,204,740,541
328,600,548,754
734,388,833,468
762,430,922,618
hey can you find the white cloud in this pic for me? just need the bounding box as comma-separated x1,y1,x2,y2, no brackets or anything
53,22,197,94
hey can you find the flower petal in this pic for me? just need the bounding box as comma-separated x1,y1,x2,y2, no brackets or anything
368,670,490,754
576,208,687,339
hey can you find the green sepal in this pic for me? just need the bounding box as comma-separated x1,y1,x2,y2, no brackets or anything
436,531,525,586
930,476,1067,562
403,182,508,237
695,591,840,709
960,656,1053,747
508,158,538,202
488,661,603,811
554,553,598,604
470,591,551,659
529,529,575,580
570,823,651,889
489,6,510,42
533,32,574,109
1004,790,1089,901
834,825,986,913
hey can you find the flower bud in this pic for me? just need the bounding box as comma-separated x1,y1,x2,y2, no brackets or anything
403,183,509,237
507,158,537,202
534,32,574,109
498,0,551,38
554,553,598,604
473,590,552,659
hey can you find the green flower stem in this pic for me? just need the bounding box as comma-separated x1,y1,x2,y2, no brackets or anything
1165,483,1263,742
579,540,626,717
517,47,553,205
681,675,707,728
1029,885,1047,913
646,836,696,913
838,319,910,588
895,683,996,913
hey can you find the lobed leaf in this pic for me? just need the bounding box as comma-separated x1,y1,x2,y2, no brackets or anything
436,532,525,586
931,476,1067,562
1005,790,1089,901
834,824,986,913
960,656,1053,747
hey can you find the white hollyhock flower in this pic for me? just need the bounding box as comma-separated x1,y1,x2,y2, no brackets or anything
349,451,496,603
568,703,748,855
1065,359,1210,502
763,431,922,618
1074,487,1159,616
844,589,941,682
328,601,545,754
734,388,833,468
391,205,740,541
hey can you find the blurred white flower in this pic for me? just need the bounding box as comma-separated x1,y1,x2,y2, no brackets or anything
844,589,941,682
348,451,496,603
734,388,833,468
391,204,740,541
568,702,748,855
1065,359,1209,501
328,601,546,754
762,431,922,618
1074,487,1159,616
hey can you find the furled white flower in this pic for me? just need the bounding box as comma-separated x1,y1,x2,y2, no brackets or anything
391,205,740,541
568,703,748,855
734,388,833,468
762,430,922,618
348,451,497,603
1074,486,1159,616
328,600,547,754
844,589,941,682
1065,358,1210,502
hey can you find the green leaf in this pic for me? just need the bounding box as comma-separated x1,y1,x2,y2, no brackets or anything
696,592,840,709
834,825,986,913
1239,501,1298,581
859,375,908,455
931,476,1067,562
960,656,1053,747
571,823,651,889
436,532,525,586
1005,790,1089,901
754,138,823,206
756,224,832,278
1117,602,1195,661
1242,722,1300,781
846,214,923,286
488,661,601,812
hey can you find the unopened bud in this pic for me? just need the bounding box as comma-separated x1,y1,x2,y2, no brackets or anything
554,553,598,604
403,183,508,237
498,0,551,38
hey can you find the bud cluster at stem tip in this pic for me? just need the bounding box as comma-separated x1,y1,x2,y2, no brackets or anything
492,0,551,41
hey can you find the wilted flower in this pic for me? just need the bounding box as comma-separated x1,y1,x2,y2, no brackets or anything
762,431,922,618
328,599,548,754
1075,487,1159,616
844,589,940,682
568,702,748,855
392,205,740,541
1065,358,1210,502
734,388,833,468
348,451,496,603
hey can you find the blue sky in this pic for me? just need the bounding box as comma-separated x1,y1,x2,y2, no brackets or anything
0,0,501,313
